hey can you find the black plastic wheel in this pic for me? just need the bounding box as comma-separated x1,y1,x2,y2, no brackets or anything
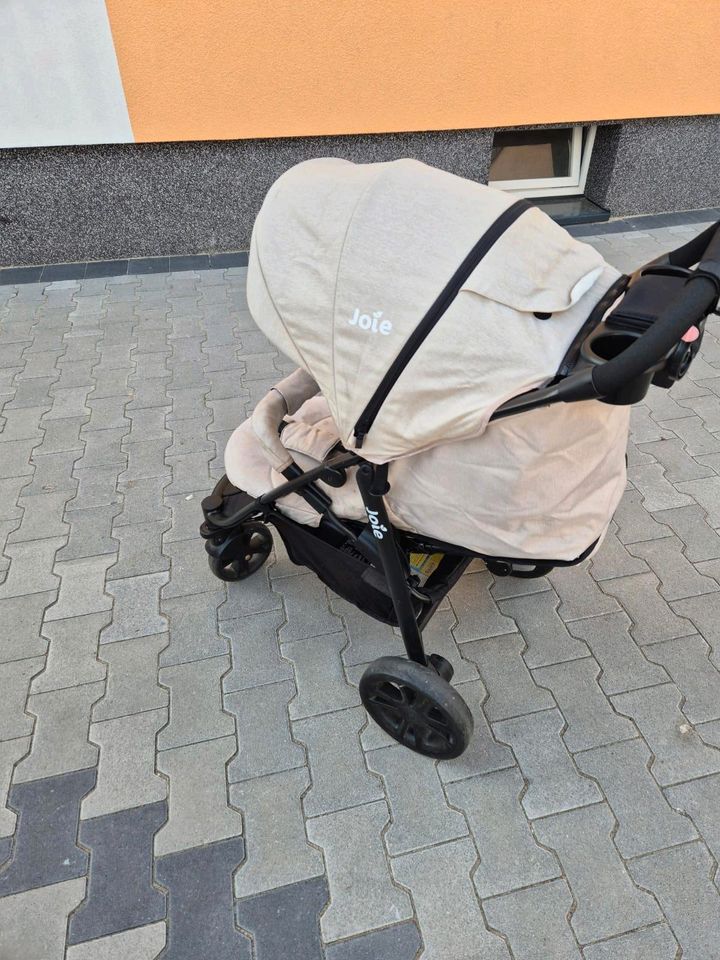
359,655,473,759
208,522,273,582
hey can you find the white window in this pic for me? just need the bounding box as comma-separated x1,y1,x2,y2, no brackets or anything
488,125,597,198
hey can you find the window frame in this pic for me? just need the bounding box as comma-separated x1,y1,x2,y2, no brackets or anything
488,125,597,198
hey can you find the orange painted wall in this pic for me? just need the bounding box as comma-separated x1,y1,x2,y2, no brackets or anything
106,0,720,143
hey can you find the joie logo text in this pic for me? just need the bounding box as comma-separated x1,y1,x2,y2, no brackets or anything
349,308,392,335
365,508,387,540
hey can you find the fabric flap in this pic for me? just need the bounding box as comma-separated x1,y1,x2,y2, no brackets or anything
462,205,606,314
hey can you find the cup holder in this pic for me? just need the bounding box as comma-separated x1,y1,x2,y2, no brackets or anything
586,332,638,362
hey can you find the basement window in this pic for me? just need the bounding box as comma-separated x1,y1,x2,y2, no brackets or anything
488,125,597,198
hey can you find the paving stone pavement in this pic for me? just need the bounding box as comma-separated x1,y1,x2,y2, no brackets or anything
2,223,720,958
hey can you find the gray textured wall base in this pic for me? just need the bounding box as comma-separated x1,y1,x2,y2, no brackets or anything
1,116,718,267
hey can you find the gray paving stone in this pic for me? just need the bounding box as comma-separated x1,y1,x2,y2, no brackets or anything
119,438,171,484
330,596,405,667
546,563,619,620
582,924,679,960
221,609,293,692
155,735,242,855
160,588,230,665
534,803,661,943
0,656,46,740
308,800,413,942
678,393,720,431
81,397,130,434
225,679,305,781
367,744,466,854
437,677,515,782
94,634,169,720
493,709,602,818
0,476,28,521
392,836,510,960
160,536,221,599
672,592,720,668
532,658,637,753
628,534,720,600
45,554,114,621
101,572,169,643
0,768,95,895
165,416,213,459
676,478,720,531
43,385,92,422
0,590,53,662
483,879,582,960
0,736,30,836
157,654,234,750
65,923,167,960
600,572,695,644
156,837,249,960
75,426,127,469
461,633,557,720
0,878,86,960
568,612,668,695
418,608,479,684
0,536,64,599
125,376,171,409
68,801,167,945
70,465,123,509
666,774,720,863
637,436,716,481
115,475,171,527
166,386,210,422
294,706,383,817
324,921,422,960
449,569,517,640
644,635,720,723
237,877,329,960
612,489,672,545
0,404,46,443
8,490,70,542
629,405,675,443
83,709,168,819
496,591,589,668
106,520,169,579
576,737,697,857
16,681,105,782
218,565,283,619
164,449,214,495
448,768,560,898
611,683,720,785
162,491,205,543
590,524,652,580
57,502,122,561
628,842,720,960
32,612,109,693
276,571,342,642
662,415,720,456
231,768,323,896
628,462,694,512
283,632,360,720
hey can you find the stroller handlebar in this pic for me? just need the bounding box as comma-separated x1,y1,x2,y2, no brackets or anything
591,270,719,398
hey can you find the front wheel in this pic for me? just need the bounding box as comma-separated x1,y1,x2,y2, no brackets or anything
208,522,273,582
359,655,473,759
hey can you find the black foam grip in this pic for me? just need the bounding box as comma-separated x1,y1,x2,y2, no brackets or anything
591,276,718,397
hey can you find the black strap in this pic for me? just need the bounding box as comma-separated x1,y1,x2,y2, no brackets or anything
353,198,532,446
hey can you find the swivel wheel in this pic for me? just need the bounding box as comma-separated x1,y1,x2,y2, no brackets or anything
359,655,473,759
208,522,273,582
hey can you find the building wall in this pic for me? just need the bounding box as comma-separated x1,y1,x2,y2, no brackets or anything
3,0,720,149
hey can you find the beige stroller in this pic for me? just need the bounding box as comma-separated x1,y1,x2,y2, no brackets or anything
201,158,720,758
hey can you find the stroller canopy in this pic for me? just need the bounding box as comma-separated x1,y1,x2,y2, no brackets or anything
247,158,620,462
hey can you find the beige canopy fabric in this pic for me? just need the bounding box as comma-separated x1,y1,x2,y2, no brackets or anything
247,157,621,462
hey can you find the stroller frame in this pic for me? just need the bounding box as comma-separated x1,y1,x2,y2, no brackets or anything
201,222,720,759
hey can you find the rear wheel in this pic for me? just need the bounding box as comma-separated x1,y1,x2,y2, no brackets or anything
208,522,273,582
359,655,473,759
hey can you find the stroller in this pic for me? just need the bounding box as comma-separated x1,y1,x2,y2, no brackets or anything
201,158,720,759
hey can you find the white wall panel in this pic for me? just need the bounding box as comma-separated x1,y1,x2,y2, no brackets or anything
0,0,133,148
